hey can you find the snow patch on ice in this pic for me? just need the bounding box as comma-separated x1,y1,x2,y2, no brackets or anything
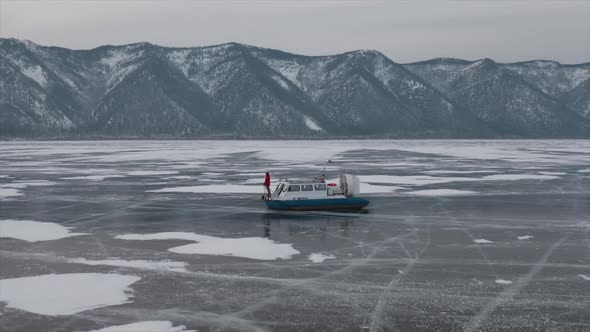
0,180,54,197
0,273,140,316
0,180,56,196
517,235,534,240
537,171,567,176
62,175,125,181
304,116,323,131
0,219,86,242
0,188,23,199
308,253,336,263
128,171,179,176
116,232,300,260
68,258,188,272
406,189,477,196
201,172,223,176
578,169,590,173
495,279,513,285
169,238,299,260
2,180,56,189
241,178,262,184
473,239,494,244
84,321,195,332
424,170,495,174
482,174,559,181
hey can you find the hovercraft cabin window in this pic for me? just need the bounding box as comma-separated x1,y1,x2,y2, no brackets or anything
288,185,301,192
314,184,326,191
301,184,314,191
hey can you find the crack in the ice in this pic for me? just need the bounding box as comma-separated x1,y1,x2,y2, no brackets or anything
368,224,430,332
464,236,568,332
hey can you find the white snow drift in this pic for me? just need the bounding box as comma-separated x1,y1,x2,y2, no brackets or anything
84,321,195,332
473,239,494,244
0,273,140,316
0,219,86,242
116,232,300,260
495,279,513,285
308,253,336,263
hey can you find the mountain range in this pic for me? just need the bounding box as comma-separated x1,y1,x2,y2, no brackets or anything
1,38,589,138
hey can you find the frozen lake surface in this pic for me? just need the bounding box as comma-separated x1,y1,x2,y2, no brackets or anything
1,140,589,332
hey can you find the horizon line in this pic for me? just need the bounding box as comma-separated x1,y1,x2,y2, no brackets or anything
1,37,589,66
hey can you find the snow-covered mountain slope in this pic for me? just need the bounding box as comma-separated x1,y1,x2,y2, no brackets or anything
1,38,589,138
504,61,590,96
406,58,590,136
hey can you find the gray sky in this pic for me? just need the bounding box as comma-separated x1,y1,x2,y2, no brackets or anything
1,0,589,64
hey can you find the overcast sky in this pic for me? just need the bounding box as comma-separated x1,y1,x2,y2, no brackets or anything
1,0,589,64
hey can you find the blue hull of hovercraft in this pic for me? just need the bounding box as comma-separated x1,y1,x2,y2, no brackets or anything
264,197,369,211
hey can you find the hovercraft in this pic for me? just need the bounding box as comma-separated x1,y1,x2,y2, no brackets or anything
263,174,369,211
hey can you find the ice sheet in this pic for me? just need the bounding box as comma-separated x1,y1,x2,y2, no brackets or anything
202,172,223,176
423,170,495,174
1,140,589,331
406,189,477,196
147,184,260,194
0,273,140,316
0,219,86,242
127,171,179,176
241,178,263,184
360,183,403,193
392,143,590,164
116,232,300,260
68,258,188,272
84,321,195,332
359,175,470,186
359,174,559,186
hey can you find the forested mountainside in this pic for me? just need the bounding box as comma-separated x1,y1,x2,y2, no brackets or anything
1,38,589,138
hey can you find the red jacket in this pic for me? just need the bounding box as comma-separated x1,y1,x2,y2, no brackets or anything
264,174,271,186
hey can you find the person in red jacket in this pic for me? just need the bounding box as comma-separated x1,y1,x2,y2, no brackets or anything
264,172,271,197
